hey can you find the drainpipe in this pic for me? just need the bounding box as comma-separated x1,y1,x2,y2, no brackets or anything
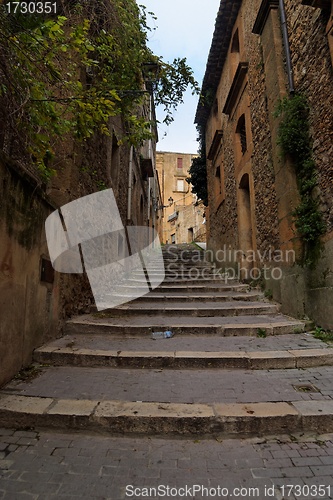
279,0,295,94
127,145,134,222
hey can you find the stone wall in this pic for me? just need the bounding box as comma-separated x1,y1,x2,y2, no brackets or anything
200,0,333,328
286,1,333,234
0,153,61,387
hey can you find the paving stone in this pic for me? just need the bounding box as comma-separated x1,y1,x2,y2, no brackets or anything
0,396,53,414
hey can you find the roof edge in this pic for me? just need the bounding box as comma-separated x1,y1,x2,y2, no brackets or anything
195,0,242,127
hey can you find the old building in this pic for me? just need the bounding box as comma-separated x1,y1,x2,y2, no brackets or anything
156,151,206,244
195,0,333,328
0,1,161,386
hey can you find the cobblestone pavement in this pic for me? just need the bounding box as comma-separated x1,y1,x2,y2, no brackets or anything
0,428,333,500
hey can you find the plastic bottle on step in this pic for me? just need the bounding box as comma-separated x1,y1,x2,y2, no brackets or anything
151,330,174,339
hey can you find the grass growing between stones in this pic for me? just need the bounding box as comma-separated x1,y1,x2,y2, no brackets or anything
313,327,333,344
14,363,48,382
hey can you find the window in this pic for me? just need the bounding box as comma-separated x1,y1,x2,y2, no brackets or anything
236,114,247,155
177,157,183,171
214,164,225,210
230,28,240,76
215,166,222,196
176,179,185,192
231,29,240,53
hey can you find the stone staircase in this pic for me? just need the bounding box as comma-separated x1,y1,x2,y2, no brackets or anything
0,244,333,438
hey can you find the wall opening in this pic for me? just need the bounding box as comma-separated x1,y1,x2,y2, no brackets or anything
236,114,247,155
238,173,254,279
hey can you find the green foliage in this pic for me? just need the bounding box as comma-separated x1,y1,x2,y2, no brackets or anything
275,93,326,266
313,327,333,343
0,0,198,179
257,328,267,338
186,126,208,206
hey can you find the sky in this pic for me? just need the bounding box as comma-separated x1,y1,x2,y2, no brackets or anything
139,0,221,154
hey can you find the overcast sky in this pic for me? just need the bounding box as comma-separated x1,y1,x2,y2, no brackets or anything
139,0,221,154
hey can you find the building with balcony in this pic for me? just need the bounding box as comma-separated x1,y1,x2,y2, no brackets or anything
156,152,206,244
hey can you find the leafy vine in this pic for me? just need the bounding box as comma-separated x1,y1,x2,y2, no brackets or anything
186,125,208,206
275,93,326,266
0,0,199,179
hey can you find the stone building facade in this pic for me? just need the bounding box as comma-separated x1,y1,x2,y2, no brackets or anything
196,0,333,329
0,7,161,386
156,152,206,244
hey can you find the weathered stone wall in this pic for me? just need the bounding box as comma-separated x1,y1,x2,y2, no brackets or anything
205,0,280,265
286,1,333,233
202,0,333,328
175,201,206,244
0,113,157,388
0,154,61,387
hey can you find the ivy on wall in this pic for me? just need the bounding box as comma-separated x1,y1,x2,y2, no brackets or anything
186,125,208,206
0,0,199,179
275,93,326,266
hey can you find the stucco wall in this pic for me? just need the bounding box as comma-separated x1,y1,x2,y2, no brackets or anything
0,155,61,387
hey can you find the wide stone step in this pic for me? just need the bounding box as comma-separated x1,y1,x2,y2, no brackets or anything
156,283,250,293
1,365,333,436
127,277,237,286
101,301,278,317
105,284,249,298
132,291,263,302
34,337,333,370
65,314,305,337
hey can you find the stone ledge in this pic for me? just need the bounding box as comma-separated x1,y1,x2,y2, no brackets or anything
1,396,333,437
34,347,333,370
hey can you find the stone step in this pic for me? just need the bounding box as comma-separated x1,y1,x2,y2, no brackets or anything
1,364,333,436
65,314,305,337
127,277,236,286
94,284,255,307
156,283,250,292
132,291,263,302
142,274,221,281
100,301,278,317
100,281,250,302
34,331,325,353
34,344,333,370
146,263,213,269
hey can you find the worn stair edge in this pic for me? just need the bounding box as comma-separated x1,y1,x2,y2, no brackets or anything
0,395,333,437
99,304,279,318
130,293,263,303
156,285,251,292
125,276,239,288
34,347,333,370
65,319,305,337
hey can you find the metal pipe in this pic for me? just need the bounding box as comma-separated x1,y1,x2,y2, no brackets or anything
279,0,295,94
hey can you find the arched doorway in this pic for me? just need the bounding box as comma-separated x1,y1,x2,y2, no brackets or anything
237,173,254,280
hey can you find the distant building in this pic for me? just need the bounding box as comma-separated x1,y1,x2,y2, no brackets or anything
195,0,333,328
156,152,206,244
